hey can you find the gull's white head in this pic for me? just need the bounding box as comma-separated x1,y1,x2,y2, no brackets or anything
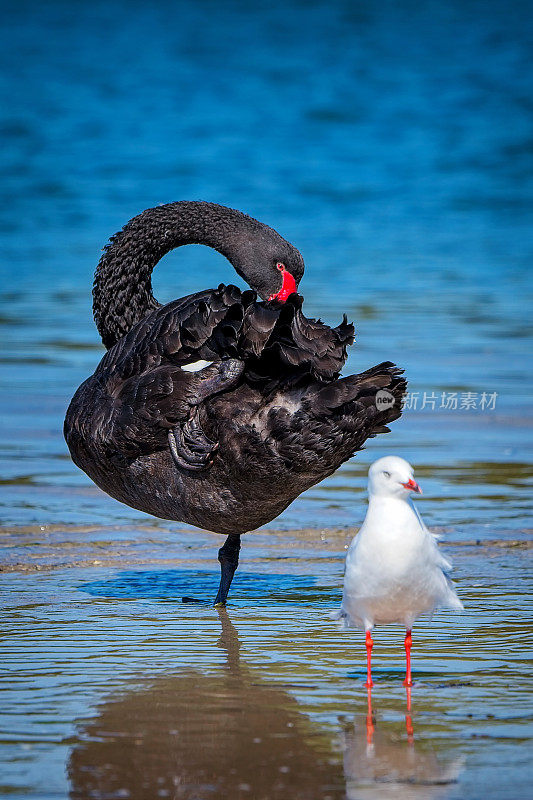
368,455,422,499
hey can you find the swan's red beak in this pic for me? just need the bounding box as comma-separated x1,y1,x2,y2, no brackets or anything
268,264,297,303
401,478,422,494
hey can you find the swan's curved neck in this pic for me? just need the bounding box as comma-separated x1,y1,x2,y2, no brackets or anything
92,201,274,349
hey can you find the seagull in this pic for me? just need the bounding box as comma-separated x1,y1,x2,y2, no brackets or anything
333,455,463,687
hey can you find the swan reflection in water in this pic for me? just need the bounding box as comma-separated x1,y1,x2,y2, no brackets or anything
68,612,344,800
68,613,463,799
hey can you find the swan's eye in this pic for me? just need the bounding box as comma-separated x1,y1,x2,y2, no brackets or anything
382,470,390,478
276,262,285,272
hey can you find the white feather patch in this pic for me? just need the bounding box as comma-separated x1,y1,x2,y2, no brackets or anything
181,360,214,373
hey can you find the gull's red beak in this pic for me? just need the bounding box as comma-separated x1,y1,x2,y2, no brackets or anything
401,478,422,494
268,264,297,303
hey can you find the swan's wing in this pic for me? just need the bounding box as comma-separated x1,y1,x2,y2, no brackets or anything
100,286,354,396
99,284,251,376
276,297,354,379
104,359,244,466
88,286,250,465
242,294,354,381
90,285,364,468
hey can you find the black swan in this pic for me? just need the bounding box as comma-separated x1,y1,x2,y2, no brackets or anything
64,201,406,605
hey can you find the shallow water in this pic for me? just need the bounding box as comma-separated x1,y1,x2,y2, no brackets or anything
1,530,532,799
1,0,532,797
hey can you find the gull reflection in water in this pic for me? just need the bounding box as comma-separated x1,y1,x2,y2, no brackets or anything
68,611,463,800
342,686,464,800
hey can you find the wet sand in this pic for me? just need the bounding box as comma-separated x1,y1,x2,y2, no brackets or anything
1,522,530,574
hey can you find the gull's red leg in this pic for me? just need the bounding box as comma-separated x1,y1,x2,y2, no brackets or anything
403,629,413,687
366,685,374,744
364,629,374,688
405,685,414,743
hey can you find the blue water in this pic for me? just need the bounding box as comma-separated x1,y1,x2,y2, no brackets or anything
1,3,533,799
1,0,532,534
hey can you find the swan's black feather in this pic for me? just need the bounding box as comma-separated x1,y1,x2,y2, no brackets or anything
65,284,405,534
65,201,407,539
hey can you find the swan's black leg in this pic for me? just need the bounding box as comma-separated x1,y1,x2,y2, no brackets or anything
168,423,211,471
183,415,216,452
214,534,241,608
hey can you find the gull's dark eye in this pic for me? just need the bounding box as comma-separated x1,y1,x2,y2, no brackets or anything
383,470,390,478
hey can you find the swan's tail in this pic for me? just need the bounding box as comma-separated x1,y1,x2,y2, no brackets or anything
272,363,407,478
306,362,406,427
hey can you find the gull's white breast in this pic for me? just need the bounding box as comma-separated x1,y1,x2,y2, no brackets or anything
339,497,461,629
